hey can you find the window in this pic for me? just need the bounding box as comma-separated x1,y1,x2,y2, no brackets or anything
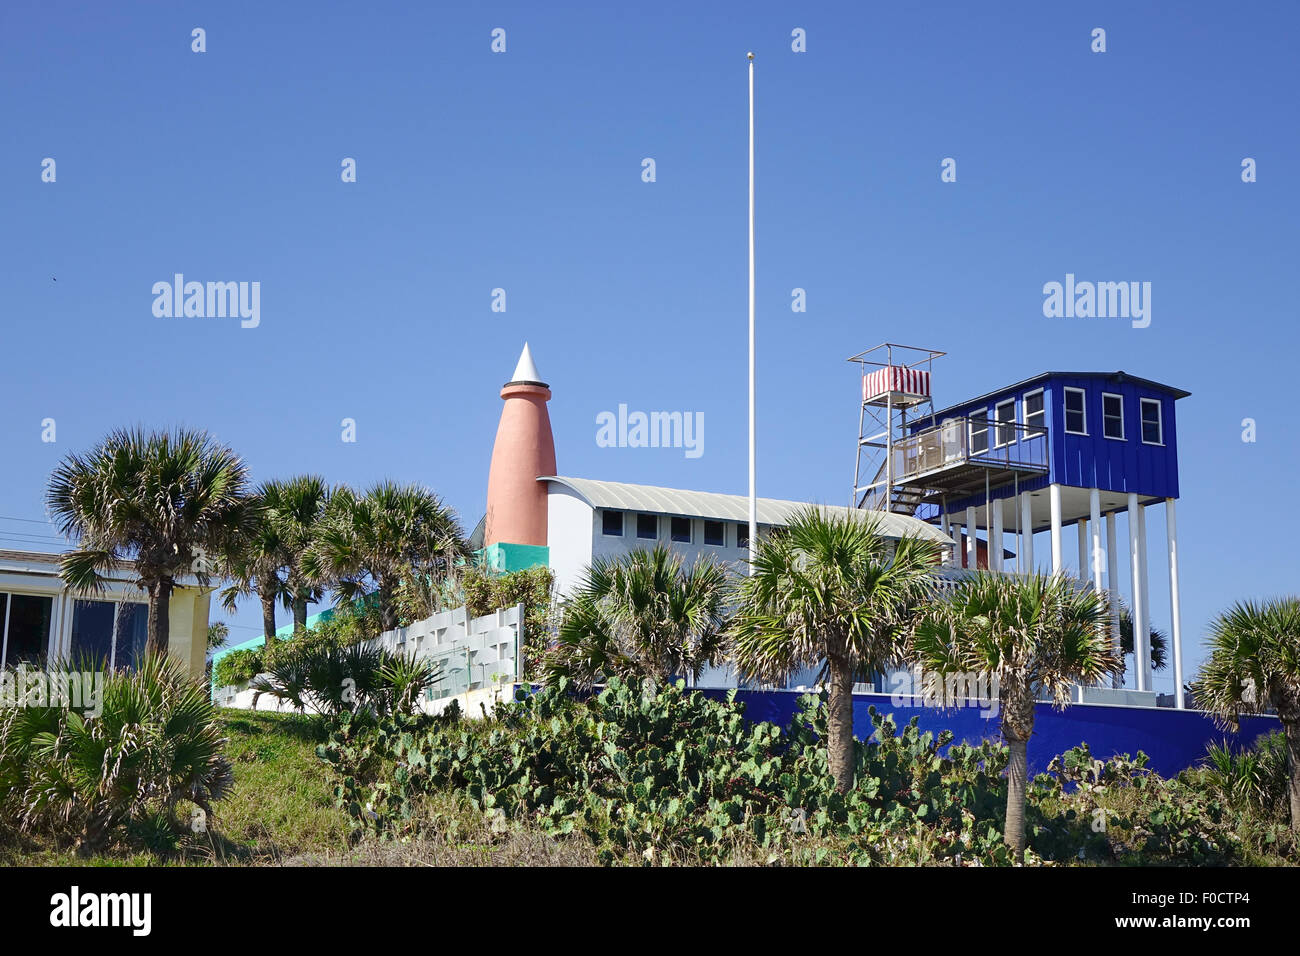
1064,387,1087,435
670,517,692,543
704,520,726,546
1102,393,1125,440
969,409,989,455
1140,398,1164,445
636,513,658,540
0,593,54,669
737,524,750,550
1024,389,1045,432
601,510,623,536
994,399,1016,448
69,600,149,671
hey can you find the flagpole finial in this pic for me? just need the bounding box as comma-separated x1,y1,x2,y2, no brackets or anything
747,51,754,60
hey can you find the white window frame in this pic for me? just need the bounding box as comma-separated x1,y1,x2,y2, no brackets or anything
669,516,693,544
636,513,659,540
1101,392,1126,441
601,509,624,537
1023,388,1046,432
969,409,990,455
0,589,58,671
703,519,727,548
1063,387,1088,436
70,598,146,671
993,399,1017,448
1140,397,1164,445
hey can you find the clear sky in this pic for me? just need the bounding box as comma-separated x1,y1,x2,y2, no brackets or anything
2,1,1296,697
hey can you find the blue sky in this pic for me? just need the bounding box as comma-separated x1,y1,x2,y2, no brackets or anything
2,1,1296,696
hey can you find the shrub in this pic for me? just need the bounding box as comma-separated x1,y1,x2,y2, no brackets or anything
1201,732,1290,815
214,647,264,688
0,654,232,854
318,680,1016,865
461,565,555,680
252,643,440,718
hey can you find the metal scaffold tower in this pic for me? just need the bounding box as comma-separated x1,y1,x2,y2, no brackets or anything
848,343,944,513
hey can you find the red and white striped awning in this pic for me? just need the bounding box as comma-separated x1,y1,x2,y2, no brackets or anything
863,366,931,403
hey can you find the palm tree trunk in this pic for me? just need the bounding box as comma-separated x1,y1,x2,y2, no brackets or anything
145,578,174,657
292,596,308,632
1005,736,1029,862
378,582,397,632
1284,719,1300,834
259,591,277,644
827,656,856,793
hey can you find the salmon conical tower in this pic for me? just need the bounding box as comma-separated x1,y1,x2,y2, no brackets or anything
484,343,556,548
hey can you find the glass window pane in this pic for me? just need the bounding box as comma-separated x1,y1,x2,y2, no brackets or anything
969,411,989,455
114,603,149,671
995,401,1016,446
704,520,725,546
602,510,623,536
670,517,691,543
3,594,53,669
70,600,116,670
636,514,658,539
737,524,750,550
1103,395,1124,439
1141,401,1162,443
1065,389,1086,433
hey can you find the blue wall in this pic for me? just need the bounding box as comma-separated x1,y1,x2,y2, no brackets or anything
1049,375,1180,498
700,688,1278,778
910,372,1185,505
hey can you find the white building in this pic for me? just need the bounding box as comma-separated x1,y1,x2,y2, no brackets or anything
0,549,211,678
541,475,951,597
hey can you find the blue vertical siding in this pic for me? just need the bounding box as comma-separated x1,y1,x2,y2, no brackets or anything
908,372,1182,503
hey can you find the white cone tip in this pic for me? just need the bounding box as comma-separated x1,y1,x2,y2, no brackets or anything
509,342,543,384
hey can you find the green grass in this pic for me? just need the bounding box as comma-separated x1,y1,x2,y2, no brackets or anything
0,709,350,866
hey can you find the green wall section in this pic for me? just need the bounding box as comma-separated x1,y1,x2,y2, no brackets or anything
479,542,550,574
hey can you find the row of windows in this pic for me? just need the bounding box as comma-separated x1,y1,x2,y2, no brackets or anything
601,510,751,548
965,386,1163,453
0,592,149,672
1063,388,1164,444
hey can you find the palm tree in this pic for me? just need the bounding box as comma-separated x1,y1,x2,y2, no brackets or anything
912,572,1120,861
1194,598,1300,833
545,545,731,688
271,475,332,631
303,481,466,631
46,428,252,656
730,507,943,793
218,488,289,646
1117,603,1168,673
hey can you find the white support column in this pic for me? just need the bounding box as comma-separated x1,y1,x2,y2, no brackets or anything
1049,484,1063,573
1166,498,1185,709
990,499,1004,572
965,505,977,569
1137,503,1153,694
940,510,952,567
1077,518,1089,582
950,518,962,568
1106,511,1121,688
1127,493,1148,691
1020,491,1034,573
1089,490,1103,592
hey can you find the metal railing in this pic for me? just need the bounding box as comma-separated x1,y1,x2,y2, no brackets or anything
892,417,1048,485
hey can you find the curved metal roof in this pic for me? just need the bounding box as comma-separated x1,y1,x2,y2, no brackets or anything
539,476,952,544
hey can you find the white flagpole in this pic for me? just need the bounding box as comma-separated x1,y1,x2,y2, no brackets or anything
747,52,757,573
